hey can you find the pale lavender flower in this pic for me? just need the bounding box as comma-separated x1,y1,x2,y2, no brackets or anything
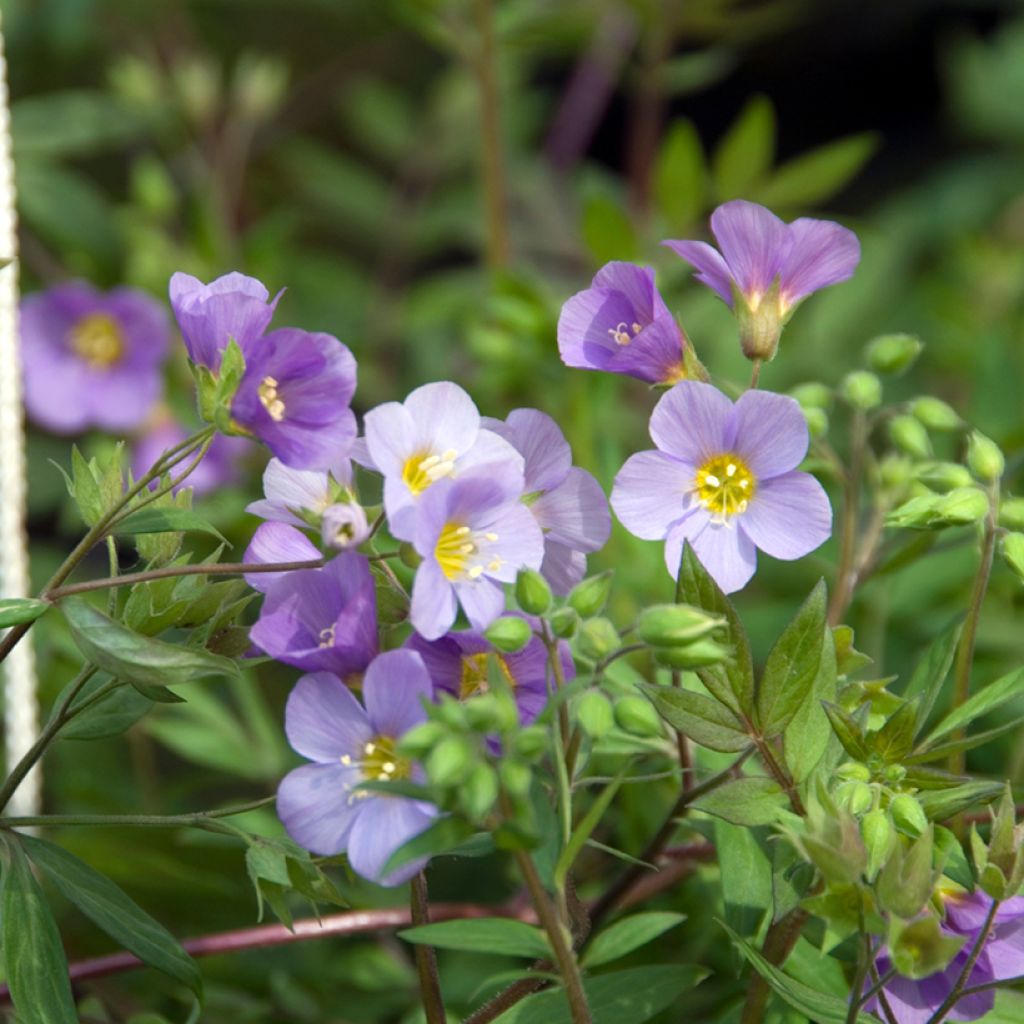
321,503,370,550
249,551,377,675
277,650,438,886
243,521,322,594
363,381,523,539
611,381,831,593
557,261,689,386
409,475,544,641
483,409,610,594
231,327,357,471
20,282,169,434
664,200,860,360
133,418,252,496
169,271,280,370
246,456,354,528
865,893,1024,1024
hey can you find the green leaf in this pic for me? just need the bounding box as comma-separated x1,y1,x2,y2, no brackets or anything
582,913,686,969
113,508,228,545
721,922,882,1023
581,193,639,266
907,715,1024,764
493,964,708,1024
0,837,78,1024
61,676,154,740
870,700,918,762
919,781,1005,821
716,822,773,938
554,777,622,890
676,543,754,718
12,90,146,157
757,133,879,209
62,597,239,689
757,581,827,737
20,834,202,998
642,684,750,752
784,622,838,782
130,681,187,704
692,777,787,827
0,597,49,628
904,624,962,733
926,668,1024,743
822,701,870,760
399,918,551,960
934,826,974,889
383,816,478,876
712,95,775,201
71,444,105,525
654,119,706,229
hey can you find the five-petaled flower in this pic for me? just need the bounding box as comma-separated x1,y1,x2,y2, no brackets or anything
611,380,831,593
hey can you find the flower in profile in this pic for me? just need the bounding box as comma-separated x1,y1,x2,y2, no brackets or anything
409,474,544,641
246,456,353,528
231,327,358,471
557,261,689,386
664,200,860,361
20,282,169,434
243,521,322,594
865,892,1024,1024
363,381,523,538
611,381,831,593
169,271,280,370
321,503,370,551
277,650,439,886
483,409,610,594
249,551,377,675
133,416,252,496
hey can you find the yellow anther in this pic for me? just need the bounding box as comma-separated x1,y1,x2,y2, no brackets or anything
258,376,286,421
694,453,756,520
70,313,125,368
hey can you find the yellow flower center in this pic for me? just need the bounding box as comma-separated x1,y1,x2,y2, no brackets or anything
258,376,286,421
460,652,517,699
70,313,124,369
402,449,458,496
341,735,411,783
694,453,755,519
607,320,643,346
434,522,502,582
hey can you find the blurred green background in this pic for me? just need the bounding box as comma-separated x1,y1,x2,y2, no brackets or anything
3,0,1024,1020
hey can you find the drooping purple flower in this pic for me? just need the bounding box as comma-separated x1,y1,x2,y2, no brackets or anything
246,456,354,528
243,521,322,594
409,474,544,641
864,892,1024,1024
664,200,860,361
363,382,524,539
483,409,610,594
611,381,831,594
249,550,377,675
20,282,169,434
169,271,280,370
557,262,689,386
231,328,357,471
406,617,574,729
133,417,253,496
277,650,439,886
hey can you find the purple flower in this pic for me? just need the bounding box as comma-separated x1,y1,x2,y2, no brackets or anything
865,893,1024,1024
664,200,860,360
249,551,377,675
243,521,322,594
277,650,439,886
406,618,574,729
20,282,169,434
557,262,689,386
133,417,252,496
231,328,358,471
321,503,370,550
169,271,280,370
483,409,610,594
409,475,544,641
611,381,831,593
247,457,354,528
363,382,524,538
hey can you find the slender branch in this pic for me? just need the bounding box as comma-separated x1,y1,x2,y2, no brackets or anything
846,928,872,1024
855,965,898,1015
924,898,1000,1024
829,409,867,626
959,972,1024,999
0,796,276,830
867,957,899,1024
474,0,508,268
410,872,446,1024
740,908,808,1024
749,359,762,390
754,736,805,816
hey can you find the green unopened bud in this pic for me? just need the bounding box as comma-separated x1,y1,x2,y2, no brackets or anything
880,455,914,492
802,406,828,439
882,763,907,785
426,735,475,788
936,487,989,525
463,763,499,820
890,794,929,837
465,692,517,734
789,382,831,410
398,721,446,758
1002,533,1024,582
835,780,873,815
888,916,965,979
484,616,533,653
885,493,943,530
862,808,894,880
911,397,961,431
889,415,932,460
499,759,533,798
652,637,731,669
549,606,579,639
577,690,614,739
614,695,662,738
967,431,1005,483
515,569,552,616
567,571,613,618
840,370,882,411
998,497,1024,531
837,761,871,783
399,542,422,570
865,332,923,375
878,827,935,919
434,696,469,730
638,604,724,646
512,726,548,761
577,617,620,661
915,461,973,492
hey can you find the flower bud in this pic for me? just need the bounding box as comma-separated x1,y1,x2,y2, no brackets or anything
967,431,1005,483
426,735,475,788
652,637,731,669
882,763,907,785
465,692,517,734
512,726,548,761
911,397,961,431
1002,532,1024,582
861,807,894,880
734,281,785,362
865,332,923,375
577,690,614,739
885,493,943,530
890,793,929,837
836,761,871,783
463,762,499,820
321,502,370,550
879,455,914,492
515,569,552,616
835,780,873,816
914,461,973,493
499,759,533,798
936,487,989,525
567,571,613,618
399,542,423,570
638,604,724,646
789,382,831,410
803,407,828,439
577,617,620,661
614,695,662,738
484,616,533,654
549,606,579,639
397,721,445,758
889,415,932,460
888,916,965,980
878,827,935,919
998,497,1024,531
840,370,882,411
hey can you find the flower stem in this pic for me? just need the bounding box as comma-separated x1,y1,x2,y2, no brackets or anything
739,908,808,1024
753,735,805,816
924,898,1000,1024
410,872,447,1024
749,359,762,390
0,796,276,831
828,409,866,626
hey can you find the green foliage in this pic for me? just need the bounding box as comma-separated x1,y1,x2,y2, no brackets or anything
400,919,551,959
581,912,686,969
